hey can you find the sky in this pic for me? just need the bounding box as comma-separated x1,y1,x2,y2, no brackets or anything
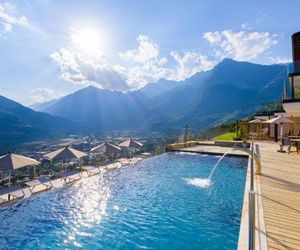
0,0,299,106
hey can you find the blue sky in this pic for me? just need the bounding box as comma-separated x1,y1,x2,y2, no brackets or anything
0,0,299,105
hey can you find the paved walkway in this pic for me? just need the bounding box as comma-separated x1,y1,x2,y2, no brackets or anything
256,141,300,249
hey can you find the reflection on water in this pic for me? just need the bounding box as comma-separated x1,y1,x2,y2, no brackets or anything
0,153,247,250
60,176,111,247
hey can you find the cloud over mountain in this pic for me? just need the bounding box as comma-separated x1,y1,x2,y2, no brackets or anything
29,87,63,103
50,48,130,92
203,30,278,61
51,30,280,92
119,35,160,64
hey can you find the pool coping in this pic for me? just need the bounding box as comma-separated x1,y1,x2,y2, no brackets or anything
168,149,249,158
237,155,268,250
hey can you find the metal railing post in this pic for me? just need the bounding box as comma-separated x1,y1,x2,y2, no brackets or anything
250,139,254,192
249,190,255,250
249,138,255,250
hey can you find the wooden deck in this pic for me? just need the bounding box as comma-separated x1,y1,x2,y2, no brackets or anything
256,141,300,249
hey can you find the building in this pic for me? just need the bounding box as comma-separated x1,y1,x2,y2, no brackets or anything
282,31,300,135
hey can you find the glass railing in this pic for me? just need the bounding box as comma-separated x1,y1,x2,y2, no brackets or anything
288,60,300,75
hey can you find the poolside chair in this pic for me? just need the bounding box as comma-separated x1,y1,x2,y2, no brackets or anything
280,137,297,154
98,165,108,173
0,185,25,203
106,163,119,171
62,169,82,184
0,197,7,204
81,166,100,176
25,177,53,194
115,158,130,167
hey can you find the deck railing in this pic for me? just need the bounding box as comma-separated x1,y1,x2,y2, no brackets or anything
248,140,256,250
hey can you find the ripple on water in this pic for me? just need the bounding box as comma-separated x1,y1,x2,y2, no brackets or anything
0,153,247,250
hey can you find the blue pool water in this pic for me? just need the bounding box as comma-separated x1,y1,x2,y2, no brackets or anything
0,153,247,249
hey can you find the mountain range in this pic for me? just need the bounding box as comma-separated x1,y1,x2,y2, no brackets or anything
32,58,287,131
0,95,79,151
1,58,287,150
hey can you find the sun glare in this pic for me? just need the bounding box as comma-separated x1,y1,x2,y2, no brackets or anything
71,27,104,55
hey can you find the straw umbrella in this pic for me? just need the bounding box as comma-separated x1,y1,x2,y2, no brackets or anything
0,152,40,187
44,145,87,175
249,119,264,138
118,138,143,149
118,138,143,158
90,142,121,156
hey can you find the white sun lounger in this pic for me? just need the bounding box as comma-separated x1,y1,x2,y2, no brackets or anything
81,166,100,176
25,177,53,194
63,169,82,184
98,165,108,173
0,185,25,203
106,163,119,170
116,158,131,166
0,197,7,204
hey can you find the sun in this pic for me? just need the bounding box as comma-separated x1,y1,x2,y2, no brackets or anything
71,27,104,55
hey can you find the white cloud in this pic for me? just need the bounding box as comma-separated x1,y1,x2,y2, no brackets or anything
0,2,28,34
30,87,63,103
268,56,291,64
119,35,159,64
50,48,130,91
241,23,252,30
51,35,216,90
115,57,175,89
116,35,215,87
203,30,278,61
170,51,215,80
51,30,281,92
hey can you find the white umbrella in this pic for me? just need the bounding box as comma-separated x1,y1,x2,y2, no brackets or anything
263,116,293,124
249,118,264,124
0,152,40,187
263,116,294,139
91,142,121,156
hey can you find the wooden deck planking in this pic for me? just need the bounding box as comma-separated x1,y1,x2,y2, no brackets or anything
257,141,300,250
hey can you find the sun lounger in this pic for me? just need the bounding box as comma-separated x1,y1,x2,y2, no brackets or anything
25,177,53,194
106,163,118,170
81,166,100,176
0,185,25,203
0,197,7,204
280,137,298,153
98,165,108,173
62,170,81,184
116,158,131,166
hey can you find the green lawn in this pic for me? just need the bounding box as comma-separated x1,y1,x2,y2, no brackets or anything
214,132,238,141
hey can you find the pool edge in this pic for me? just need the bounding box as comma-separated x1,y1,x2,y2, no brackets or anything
237,156,268,250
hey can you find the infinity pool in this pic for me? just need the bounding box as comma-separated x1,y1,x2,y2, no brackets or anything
0,153,247,249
